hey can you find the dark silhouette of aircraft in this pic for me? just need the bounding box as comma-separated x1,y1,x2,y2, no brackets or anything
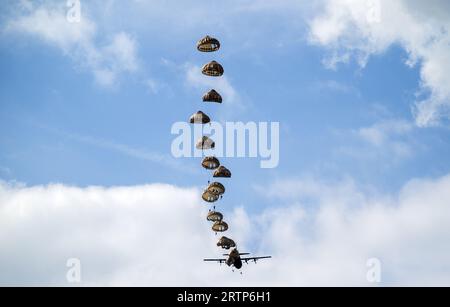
204,248,271,270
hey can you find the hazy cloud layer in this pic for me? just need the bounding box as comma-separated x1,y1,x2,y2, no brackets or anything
1,174,450,286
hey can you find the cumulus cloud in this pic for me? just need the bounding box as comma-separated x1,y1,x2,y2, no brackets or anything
0,182,212,286
1,174,450,286
252,175,450,286
308,0,450,127
5,2,139,87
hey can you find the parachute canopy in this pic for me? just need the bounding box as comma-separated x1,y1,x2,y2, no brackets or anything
207,182,225,195
217,236,236,249
202,61,224,77
202,190,219,203
203,89,222,103
201,156,220,170
207,211,223,222
213,166,231,178
212,221,229,232
196,136,215,150
189,111,210,124
197,35,220,52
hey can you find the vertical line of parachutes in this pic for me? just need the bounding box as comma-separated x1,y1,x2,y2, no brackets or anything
195,36,236,254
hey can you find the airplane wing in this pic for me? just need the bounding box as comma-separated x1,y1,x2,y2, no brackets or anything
222,253,250,256
203,258,227,264
240,256,272,263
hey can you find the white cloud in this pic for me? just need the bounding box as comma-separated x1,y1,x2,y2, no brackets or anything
0,182,210,286
2,173,450,286
103,31,139,72
6,3,139,87
357,119,413,146
251,175,450,286
332,119,415,162
308,0,450,127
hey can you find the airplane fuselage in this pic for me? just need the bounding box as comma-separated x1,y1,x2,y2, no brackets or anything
226,248,243,269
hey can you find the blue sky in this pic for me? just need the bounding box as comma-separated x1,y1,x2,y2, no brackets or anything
1,2,448,191
1,0,450,286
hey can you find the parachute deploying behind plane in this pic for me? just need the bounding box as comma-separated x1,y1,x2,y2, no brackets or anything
217,236,236,250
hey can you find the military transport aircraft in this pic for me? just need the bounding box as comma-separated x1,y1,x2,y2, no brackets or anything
204,248,271,270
